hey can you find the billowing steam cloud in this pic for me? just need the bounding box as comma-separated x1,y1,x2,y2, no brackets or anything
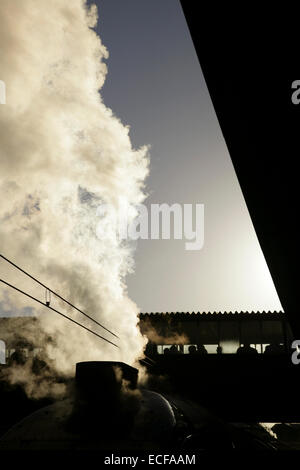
0,0,149,396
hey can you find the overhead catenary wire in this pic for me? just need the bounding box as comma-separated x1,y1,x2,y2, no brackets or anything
0,253,119,339
0,278,120,349
141,356,156,367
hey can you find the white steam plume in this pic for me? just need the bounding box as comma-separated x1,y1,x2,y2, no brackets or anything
0,0,149,393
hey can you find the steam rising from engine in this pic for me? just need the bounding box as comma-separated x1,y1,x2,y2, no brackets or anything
0,0,149,396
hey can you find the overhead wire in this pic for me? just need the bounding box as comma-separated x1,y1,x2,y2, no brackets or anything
0,253,119,339
0,278,119,349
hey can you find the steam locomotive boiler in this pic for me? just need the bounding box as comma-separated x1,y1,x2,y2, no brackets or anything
0,360,281,453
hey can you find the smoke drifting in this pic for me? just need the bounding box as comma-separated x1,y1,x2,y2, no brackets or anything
141,325,189,347
0,0,149,395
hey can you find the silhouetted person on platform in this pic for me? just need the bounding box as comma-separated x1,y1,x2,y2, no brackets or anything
196,344,208,355
188,345,197,354
236,343,258,355
169,345,180,355
216,345,223,354
264,343,284,355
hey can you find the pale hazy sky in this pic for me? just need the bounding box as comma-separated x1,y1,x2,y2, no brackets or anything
92,1,282,313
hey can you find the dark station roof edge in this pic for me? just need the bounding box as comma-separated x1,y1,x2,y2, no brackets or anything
139,311,285,318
